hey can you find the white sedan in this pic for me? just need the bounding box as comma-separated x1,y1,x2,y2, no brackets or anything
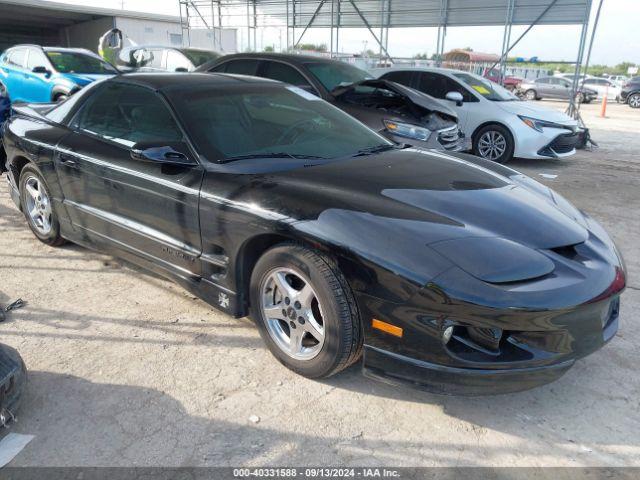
373,67,580,163
581,77,621,100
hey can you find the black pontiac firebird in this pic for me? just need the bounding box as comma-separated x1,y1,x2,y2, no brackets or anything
1,73,626,394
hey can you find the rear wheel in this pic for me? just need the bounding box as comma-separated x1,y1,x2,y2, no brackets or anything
19,164,65,246
473,124,515,164
524,89,537,101
250,244,362,378
628,93,640,108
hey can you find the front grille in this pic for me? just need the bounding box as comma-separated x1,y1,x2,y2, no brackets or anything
437,125,462,150
538,132,579,157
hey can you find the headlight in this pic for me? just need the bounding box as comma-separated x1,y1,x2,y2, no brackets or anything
518,115,568,133
383,120,431,141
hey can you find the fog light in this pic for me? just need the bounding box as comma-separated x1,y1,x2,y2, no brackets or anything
442,326,454,344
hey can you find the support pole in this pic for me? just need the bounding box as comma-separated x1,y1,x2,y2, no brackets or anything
499,0,515,85
330,0,334,57
347,0,393,62
487,0,561,76
568,0,592,117
294,0,327,48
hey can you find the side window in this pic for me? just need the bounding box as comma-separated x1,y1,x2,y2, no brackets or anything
7,49,26,68
536,78,550,84
261,61,313,89
209,63,227,73
381,71,414,88
222,59,260,75
74,83,183,147
26,49,49,71
165,50,192,72
417,73,475,102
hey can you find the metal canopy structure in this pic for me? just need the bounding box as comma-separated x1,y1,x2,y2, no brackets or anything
179,0,594,119
179,0,590,53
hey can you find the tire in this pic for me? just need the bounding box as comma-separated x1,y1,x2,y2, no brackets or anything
249,243,362,379
54,94,69,103
575,92,585,104
524,89,537,101
473,124,515,164
0,345,27,425
19,164,65,246
628,93,640,108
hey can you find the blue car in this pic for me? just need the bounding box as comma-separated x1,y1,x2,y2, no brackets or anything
0,45,117,104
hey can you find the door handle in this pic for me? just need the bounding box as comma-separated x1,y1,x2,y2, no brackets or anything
59,152,77,166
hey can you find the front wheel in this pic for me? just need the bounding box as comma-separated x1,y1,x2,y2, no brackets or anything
524,89,537,101
628,93,640,108
250,244,362,378
473,124,515,164
19,164,65,246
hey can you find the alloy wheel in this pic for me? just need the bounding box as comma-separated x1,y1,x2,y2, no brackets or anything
23,176,52,235
478,131,507,161
260,267,325,361
629,94,640,108
525,90,536,101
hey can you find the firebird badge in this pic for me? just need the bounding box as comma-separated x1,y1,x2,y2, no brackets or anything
218,292,229,309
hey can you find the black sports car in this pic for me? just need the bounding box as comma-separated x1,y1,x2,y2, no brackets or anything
197,53,469,153
1,74,626,395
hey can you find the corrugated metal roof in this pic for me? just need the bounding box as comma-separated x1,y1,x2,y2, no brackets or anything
240,0,590,28
0,0,181,24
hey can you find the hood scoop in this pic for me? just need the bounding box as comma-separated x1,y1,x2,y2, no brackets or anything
383,184,588,250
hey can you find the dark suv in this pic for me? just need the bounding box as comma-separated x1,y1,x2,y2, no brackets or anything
620,77,640,108
198,53,468,152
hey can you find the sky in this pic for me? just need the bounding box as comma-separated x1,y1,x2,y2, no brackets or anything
58,0,639,66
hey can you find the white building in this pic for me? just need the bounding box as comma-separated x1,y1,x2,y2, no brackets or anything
0,0,236,54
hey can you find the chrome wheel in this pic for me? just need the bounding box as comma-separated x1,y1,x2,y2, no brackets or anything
23,176,52,235
261,267,325,361
629,94,640,108
525,90,536,101
478,131,507,160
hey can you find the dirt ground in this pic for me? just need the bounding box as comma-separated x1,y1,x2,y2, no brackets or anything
0,100,638,468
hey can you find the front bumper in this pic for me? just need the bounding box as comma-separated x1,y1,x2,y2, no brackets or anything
363,345,575,395
513,122,579,159
361,295,619,395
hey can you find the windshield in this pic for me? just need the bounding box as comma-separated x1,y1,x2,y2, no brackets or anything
304,61,372,92
453,72,519,101
46,51,117,74
182,49,220,67
168,84,391,162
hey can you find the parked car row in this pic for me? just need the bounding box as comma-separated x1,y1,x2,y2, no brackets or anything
2,44,588,166
1,71,626,394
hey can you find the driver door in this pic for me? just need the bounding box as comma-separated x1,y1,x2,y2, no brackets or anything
55,82,204,276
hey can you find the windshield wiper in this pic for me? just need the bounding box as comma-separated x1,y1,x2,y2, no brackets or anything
351,144,397,157
222,152,326,162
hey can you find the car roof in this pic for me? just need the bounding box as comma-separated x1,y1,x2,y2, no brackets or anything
122,45,217,52
113,72,278,90
376,66,468,76
214,52,346,66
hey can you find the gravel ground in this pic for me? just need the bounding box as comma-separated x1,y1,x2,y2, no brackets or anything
0,100,638,468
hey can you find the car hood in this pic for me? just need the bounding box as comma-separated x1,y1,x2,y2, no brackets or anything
333,79,458,119
258,148,588,253
495,100,578,125
59,73,114,86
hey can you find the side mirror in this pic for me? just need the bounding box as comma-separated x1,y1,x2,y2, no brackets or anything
130,142,195,165
32,66,51,77
446,91,464,106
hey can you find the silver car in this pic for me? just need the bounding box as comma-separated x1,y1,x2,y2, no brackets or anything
520,76,597,103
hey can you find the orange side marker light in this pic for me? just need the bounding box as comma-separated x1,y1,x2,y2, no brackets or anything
372,319,403,338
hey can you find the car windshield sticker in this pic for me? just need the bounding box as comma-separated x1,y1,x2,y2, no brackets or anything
286,86,320,101
472,85,491,95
